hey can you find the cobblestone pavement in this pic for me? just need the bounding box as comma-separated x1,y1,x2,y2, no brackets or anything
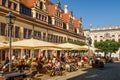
40,67,91,80
68,62,120,80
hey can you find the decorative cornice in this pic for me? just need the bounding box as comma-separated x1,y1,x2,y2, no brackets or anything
90,26,120,31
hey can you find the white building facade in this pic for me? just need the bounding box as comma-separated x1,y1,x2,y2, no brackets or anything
84,26,120,58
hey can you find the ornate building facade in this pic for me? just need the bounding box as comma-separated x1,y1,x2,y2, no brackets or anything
0,0,85,60
84,26,120,57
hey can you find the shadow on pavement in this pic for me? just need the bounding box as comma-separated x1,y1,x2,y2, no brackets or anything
68,62,120,80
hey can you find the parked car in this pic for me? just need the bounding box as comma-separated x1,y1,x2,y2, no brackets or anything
92,59,104,68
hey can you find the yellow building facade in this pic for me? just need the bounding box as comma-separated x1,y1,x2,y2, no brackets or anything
0,0,85,60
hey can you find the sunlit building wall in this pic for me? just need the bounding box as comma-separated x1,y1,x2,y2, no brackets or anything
0,0,85,60
84,26,120,58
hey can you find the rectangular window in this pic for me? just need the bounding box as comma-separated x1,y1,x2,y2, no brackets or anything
56,36,58,43
95,36,97,38
53,35,56,43
24,28,27,38
64,37,66,42
50,34,53,42
42,15,44,21
20,4,31,16
112,35,115,37
74,28,77,33
47,34,50,42
13,3,17,11
36,13,38,19
2,0,6,6
1,50,5,61
38,31,41,40
100,36,103,37
34,31,38,39
28,29,32,39
26,9,29,15
43,33,46,41
23,8,26,14
59,36,61,43
26,9,28,15
94,40,97,43
1,23,6,36
44,16,46,22
39,14,42,20
63,23,66,30
15,26,20,38
8,1,12,9
20,7,22,13
61,37,63,43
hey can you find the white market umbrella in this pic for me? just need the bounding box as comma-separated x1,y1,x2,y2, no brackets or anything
74,45,99,51
57,42,83,50
4,38,61,49
0,42,8,49
2,38,62,58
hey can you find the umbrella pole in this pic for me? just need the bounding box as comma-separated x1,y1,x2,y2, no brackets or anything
32,49,34,59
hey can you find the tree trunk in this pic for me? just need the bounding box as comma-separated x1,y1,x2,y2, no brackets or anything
104,52,107,58
110,53,112,57
104,52,107,63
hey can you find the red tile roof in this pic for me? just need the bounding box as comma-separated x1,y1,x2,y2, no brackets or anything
20,0,52,8
20,0,36,8
46,0,54,5
46,4,56,16
73,19,80,28
62,13,69,23
20,0,81,29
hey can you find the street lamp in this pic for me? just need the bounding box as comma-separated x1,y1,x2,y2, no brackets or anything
5,11,16,72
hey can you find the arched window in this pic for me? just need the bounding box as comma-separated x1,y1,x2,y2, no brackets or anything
40,2,43,10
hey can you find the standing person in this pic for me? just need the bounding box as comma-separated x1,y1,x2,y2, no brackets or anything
61,54,65,62
2,57,9,72
30,58,38,78
12,55,15,61
3,57,9,65
18,59,26,72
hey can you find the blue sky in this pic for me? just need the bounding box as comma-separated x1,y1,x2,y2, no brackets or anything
50,0,120,29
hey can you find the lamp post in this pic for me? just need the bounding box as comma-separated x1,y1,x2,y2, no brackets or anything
5,11,16,72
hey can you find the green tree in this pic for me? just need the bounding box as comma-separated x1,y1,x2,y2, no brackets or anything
94,40,120,57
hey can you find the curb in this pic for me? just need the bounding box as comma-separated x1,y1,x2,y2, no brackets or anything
46,67,91,80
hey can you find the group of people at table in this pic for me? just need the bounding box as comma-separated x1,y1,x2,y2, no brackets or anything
1,53,104,77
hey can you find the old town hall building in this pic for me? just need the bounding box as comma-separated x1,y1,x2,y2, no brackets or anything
0,0,85,60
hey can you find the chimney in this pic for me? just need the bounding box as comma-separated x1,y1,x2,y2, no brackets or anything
64,5,68,13
69,11,73,16
80,17,82,22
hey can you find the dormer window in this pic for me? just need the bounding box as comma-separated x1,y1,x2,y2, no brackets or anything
56,11,60,17
40,2,43,10
2,0,6,6
13,3,17,11
8,1,12,8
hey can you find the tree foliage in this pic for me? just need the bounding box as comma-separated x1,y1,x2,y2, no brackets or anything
94,40,120,57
